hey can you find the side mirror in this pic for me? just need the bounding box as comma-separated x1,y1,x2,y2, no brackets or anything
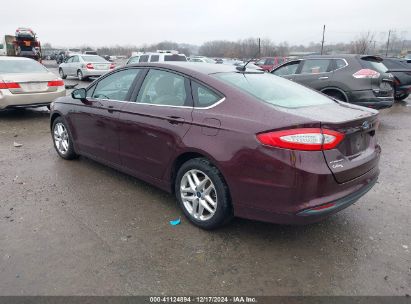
71,88,87,101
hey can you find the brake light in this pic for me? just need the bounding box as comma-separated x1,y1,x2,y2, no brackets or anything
257,128,345,151
86,63,94,69
353,69,380,79
109,63,115,69
0,82,21,89
47,80,65,87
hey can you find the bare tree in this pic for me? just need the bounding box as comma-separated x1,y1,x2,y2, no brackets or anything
350,31,375,54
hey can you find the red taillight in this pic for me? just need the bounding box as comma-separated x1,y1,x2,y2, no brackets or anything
86,63,94,69
311,203,336,211
353,69,380,79
109,63,115,69
47,80,65,87
257,128,345,151
0,82,21,89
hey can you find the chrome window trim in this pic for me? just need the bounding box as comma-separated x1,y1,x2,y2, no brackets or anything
333,58,349,72
92,96,227,109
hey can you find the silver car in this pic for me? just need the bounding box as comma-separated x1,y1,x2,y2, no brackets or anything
58,54,114,81
0,57,65,110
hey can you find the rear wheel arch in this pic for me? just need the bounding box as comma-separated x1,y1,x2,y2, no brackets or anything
321,87,348,102
170,152,229,194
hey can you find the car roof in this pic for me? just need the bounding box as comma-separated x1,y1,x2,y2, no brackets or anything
0,56,34,61
126,62,253,75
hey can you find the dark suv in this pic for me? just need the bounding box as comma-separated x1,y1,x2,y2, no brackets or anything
381,57,411,101
271,55,394,109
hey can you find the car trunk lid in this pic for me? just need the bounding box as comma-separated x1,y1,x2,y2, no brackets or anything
0,72,59,94
281,102,380,183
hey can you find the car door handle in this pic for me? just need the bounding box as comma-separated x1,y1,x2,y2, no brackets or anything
107,105,115,113
166,116,185,124
318,76,329,80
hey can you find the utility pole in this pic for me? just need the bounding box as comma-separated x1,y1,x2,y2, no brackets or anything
385,30,391,56
320,25,326,55
257,38,261,57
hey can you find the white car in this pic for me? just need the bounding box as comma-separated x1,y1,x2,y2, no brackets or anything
58,54,115,81
189,56,216,63
127,51,187,65
0,57,65,110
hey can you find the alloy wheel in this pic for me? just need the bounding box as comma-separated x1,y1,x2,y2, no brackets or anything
180,169,218,221
53,122,69,155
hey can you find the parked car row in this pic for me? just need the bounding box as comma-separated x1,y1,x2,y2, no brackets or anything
271,55,397,109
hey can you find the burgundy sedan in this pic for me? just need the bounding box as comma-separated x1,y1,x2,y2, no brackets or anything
50,63,380,229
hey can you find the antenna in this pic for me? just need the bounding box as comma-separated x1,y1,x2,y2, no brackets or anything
236,50,260,72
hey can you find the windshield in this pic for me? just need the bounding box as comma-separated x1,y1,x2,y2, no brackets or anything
0,60,49,74
81,55,107,63
214,72,334,108
361,59,388,73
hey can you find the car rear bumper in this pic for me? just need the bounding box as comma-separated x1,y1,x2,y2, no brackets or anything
228,142,380,225
81,68,111,77
0,89,66,109
348,90,394,109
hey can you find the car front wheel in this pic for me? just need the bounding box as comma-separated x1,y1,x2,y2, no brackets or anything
175,158,233,229
52,117,78,160
59,68,67,79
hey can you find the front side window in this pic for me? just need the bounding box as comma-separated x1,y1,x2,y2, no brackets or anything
92,69,141,101
300,59,332,74
214,72,334,108
192,82,222,108
137,69,188,106
272,61,300,76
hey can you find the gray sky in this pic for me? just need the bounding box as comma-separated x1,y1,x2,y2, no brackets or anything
2,0,410,47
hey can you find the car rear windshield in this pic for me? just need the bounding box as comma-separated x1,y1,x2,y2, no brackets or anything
214,72,334,108
82,55,107,62
164,54,187,62
360,58,388,73
0,60,49,74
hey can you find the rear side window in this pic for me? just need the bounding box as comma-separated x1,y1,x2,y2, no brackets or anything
192,82,222,108
72,56,79,63
150,55,160,62
266,58,275,65
127,56,140,65
334,59,348,70
214,72,334,108
164,54,187,62
300,59,332,74
139,55,149,63
137,69,188,106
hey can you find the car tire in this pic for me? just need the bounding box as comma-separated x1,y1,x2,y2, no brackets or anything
52,117,78,160
175,158,233,229
324,90,347,102
59,68,67,79
395,93,409,101
77,70,84,81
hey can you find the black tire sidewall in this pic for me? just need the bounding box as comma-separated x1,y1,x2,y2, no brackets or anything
59,68,66,79
77,70,83,81
175,158,232,229
52,117,77,160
